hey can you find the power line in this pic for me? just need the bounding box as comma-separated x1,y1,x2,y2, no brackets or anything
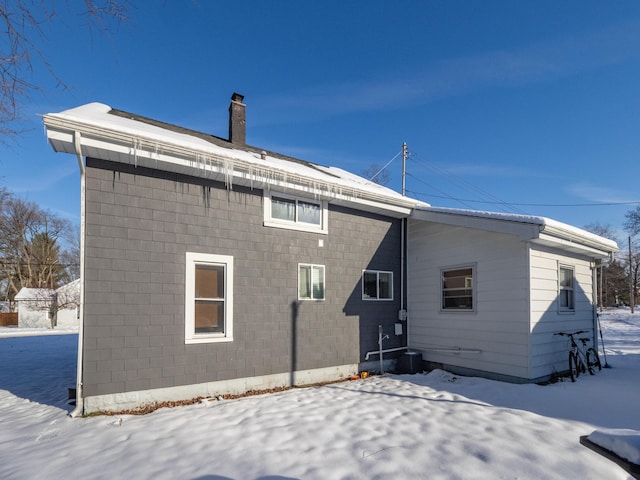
406,189,640,208
406,150,528,214
403,148,640,211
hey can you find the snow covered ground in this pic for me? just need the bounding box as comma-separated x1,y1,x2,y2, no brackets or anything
0,310,638,479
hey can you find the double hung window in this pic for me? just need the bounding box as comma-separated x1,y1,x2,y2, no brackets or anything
559,265,575,311
185,252,234,344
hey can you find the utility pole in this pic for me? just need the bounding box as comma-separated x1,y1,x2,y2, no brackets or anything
631,236,636,313
402,142,407,197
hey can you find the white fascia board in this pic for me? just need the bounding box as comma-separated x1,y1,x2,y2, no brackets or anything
44,118,416,217
411,209,541,239
540,223,619,254
532,233,613,259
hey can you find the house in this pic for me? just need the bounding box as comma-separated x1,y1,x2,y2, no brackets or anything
15,288,56,328
43,94,418,415
43,93,618,415
407,207,618,383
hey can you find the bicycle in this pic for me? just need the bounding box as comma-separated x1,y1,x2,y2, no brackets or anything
554,331,602,382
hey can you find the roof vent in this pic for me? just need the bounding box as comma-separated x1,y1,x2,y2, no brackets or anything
229,92,246,146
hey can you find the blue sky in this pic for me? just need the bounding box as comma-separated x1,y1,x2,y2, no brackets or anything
3,1,640,242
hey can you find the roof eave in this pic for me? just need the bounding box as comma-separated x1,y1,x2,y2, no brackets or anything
44,114,417,218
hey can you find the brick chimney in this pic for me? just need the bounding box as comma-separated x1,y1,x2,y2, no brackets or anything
228,92,246,146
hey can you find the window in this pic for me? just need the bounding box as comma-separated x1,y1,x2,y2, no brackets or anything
264,192,328,234
559,265,575,311
442,266,474,310
298,264,325,301
185,252,233,344
362,270,393,300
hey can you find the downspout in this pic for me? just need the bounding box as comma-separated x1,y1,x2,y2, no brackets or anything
70,131,85,418
592,262,599,352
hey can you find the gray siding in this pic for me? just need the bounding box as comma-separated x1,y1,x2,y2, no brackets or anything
82,158,402,398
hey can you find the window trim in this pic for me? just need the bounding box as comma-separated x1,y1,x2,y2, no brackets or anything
185,252,234,344
264,191,328,234
362,269,394,301
440,264,476,312
298,263,325,301
558,264,575,313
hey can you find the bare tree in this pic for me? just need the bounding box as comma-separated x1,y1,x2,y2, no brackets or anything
0,0,129,135
0,192,76,306
623,206,640,236
362,163,391,186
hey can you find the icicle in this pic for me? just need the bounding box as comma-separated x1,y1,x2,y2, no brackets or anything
132,138,139,167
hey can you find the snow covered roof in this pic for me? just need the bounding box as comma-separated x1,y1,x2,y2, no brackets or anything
43,102,426,218
14,288,56,301
412,206,619,259
56,279,80,295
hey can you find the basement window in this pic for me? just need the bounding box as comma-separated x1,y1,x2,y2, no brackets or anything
264,192,328,234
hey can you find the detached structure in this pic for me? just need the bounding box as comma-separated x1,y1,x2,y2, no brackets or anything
43,93,618,415
15,288,56,328
14,280,81,329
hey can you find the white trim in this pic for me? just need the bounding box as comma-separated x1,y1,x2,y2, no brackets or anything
440,263,476,312
81,364,358,414
362,269,394,301
185,252,234,344
558,263,576,313
298,263,325,301
264,191,328,234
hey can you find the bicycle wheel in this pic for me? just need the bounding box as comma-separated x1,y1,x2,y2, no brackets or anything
577,355,589,375
586,348,602,372
568,351,578,382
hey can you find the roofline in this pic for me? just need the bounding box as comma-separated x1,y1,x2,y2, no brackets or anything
411,206,619,258
43,112,420,217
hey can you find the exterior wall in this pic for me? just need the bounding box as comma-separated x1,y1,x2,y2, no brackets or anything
82,158,402,411
528,244,596,379
17,302,51,328
407,219,532,381
56,306,79,327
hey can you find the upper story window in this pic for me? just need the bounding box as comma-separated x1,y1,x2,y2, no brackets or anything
362,270,393,301
559,265,575,311
264,192,328,234
185,252,234,344
441,265,474,311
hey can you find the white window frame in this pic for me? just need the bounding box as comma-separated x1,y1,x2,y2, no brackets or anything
558,264,575,313
298,263,325,301
362,270,394,301
185,252,234,344
264,191,328,234
441,264,475,312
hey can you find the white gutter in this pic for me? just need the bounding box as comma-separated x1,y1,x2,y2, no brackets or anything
43,115,420,214
69,131,85,418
